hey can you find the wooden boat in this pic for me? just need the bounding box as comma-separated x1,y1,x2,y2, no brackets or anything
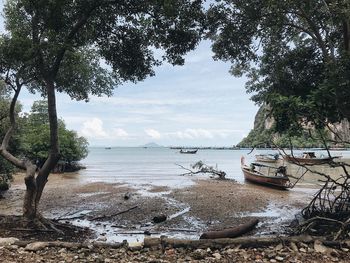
283,152,339,165
255,154,279,163
180,149,198,154
241,157,291,190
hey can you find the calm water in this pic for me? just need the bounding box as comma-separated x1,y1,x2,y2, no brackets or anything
79,147,350,188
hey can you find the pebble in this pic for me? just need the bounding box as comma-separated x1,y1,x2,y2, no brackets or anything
275,256,284,262
213,252,221,260
314,240,328,253
275,243,283,251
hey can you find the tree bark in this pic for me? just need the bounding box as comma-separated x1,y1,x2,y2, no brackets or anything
23,163,38,219
343,20,350,53
33,80,60,214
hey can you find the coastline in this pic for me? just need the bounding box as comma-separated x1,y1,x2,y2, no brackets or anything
1,172,312,242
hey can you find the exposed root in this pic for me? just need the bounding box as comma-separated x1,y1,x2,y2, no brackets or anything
0,215,90,242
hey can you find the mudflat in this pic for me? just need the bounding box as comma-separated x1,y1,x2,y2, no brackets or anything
1,172,312,242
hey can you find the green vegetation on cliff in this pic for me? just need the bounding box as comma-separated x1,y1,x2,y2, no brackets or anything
238,106,334,148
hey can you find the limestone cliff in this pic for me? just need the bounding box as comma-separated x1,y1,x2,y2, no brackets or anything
238,106,350,148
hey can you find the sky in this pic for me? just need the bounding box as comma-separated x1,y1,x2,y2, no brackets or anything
0,1,259,147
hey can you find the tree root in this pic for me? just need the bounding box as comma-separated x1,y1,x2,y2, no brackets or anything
0,214,88,240
294,216,350,240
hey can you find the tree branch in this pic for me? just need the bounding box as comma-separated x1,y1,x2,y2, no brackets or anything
0,82,26,169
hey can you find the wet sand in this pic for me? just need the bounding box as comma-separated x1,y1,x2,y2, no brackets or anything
0,172,315,242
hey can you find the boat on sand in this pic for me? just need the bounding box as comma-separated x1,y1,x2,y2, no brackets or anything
255,154,279,163
241,157,291,190
283,152,339,165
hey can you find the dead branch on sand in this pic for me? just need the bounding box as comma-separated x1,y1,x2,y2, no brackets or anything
176,161,226,179
90,205,139,221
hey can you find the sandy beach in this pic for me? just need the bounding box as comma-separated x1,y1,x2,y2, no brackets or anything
0,172,313,242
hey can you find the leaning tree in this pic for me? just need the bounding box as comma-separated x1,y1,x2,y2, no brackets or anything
207,0,350,239
0,0,205,225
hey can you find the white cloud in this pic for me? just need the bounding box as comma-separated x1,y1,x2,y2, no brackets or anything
113,128,129,137
172,129,214,139
145,128,161,139
168,128,244,140
81,118,108,139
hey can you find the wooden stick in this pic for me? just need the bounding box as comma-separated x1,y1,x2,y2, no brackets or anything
91,205,138,221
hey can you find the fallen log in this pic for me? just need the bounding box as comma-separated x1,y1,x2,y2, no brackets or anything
144,235,331,249
200,218,259,239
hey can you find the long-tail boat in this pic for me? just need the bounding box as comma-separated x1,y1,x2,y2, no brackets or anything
283,152,339,165
241,157,291,190
255,153,279,163
179,149,198,154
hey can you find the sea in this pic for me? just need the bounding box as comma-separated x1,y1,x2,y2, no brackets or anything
79,147,350,188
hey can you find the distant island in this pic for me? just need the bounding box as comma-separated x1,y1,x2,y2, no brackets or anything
142,142,163,148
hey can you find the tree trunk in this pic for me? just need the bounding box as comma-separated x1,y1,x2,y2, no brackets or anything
343,20,350,53
23,164,37,219
22,80,60,220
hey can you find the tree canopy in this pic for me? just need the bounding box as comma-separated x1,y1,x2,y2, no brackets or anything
20,100,89,167
0,0,206,220
207,0,350,136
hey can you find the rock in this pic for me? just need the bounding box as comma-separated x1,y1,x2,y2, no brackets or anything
97,236,107,242
314,240,329,253
341,248,349,252
299,248,307,253
213,253,221,260
275,256,284,262
275,243,283,251
165,249,175,256
0,238,19,247
225,248,235,254
191,249,206,260
152,214,167,223
290,242,298,252
270,259,277,263
25,242,49,252
123,192,131,200
240,250,249,260
58,248,66,253
267,253,276,259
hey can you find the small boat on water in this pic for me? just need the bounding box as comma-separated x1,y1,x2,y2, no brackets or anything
179,149,198,154
241,157,291,190
105,147,112,150
255,153,279,163
283,151,339,165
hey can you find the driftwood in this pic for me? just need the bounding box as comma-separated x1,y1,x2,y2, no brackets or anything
144,235,350,250
200,219,259,239
176,161,226,179
91,205,138,221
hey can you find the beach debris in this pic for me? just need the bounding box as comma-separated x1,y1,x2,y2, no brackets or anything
123,192,131,200
91,205,138,221
176,161,227,179
153,214,167,223
199,218,259,239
